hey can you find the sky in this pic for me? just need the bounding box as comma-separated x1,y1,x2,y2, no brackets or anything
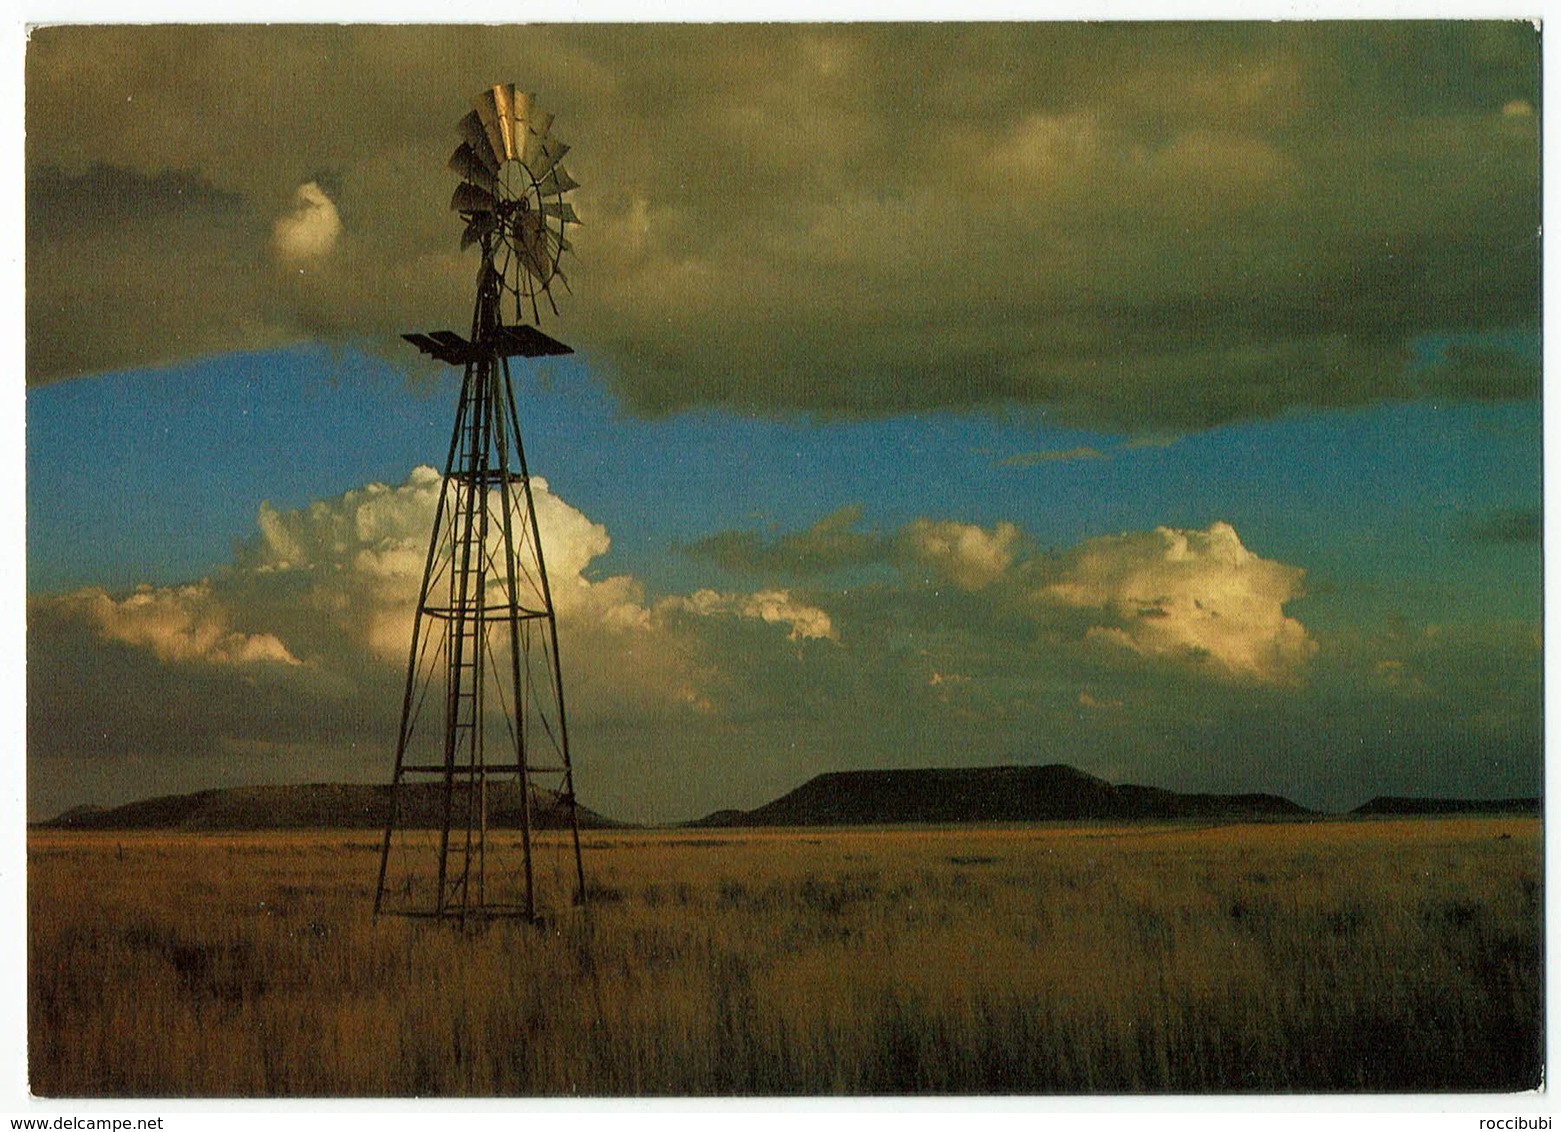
22,22,1543,824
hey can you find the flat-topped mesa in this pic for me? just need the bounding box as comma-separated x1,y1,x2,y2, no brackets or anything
694,764,1313,827
40,782,622,832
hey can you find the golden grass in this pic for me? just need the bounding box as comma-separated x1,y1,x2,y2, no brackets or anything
28,818,1542,1096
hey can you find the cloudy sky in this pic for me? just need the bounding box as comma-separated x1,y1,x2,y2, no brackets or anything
24,23,1541,823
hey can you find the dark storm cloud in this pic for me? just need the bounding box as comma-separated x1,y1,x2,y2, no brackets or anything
27,164,244,241
1458,506,1542,545
1418,338,1542,401
25,23,1539,428
26,158,279,379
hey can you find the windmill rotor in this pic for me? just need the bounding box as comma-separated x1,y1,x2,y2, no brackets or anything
450,84,581,324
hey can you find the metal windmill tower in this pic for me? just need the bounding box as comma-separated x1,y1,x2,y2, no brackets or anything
375,84,586,923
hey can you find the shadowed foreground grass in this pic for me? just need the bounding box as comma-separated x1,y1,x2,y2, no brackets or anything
28,819,1542,1095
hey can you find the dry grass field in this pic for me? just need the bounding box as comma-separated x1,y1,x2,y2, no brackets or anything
28,818,1542,1096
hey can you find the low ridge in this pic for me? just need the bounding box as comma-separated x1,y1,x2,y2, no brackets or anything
39,782,620,832
45,768,1534,832
1352,795,1541,817
692,764,1312,827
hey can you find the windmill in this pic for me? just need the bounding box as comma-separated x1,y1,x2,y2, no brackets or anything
374,84,585,923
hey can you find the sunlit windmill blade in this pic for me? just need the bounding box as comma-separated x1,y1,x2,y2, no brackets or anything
473,87,510,162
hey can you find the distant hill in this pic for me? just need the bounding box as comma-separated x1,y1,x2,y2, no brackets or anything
39,782,620,832
44,769,1537,832
691,764,1313,827
1352,795,1541,817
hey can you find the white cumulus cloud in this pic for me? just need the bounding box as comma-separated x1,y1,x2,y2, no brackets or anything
46,467,838,730
1037,520,1315,683
239,466,652,663
666,588,837,642
54,581,300,666
902,518,1021,591
272,181,342,262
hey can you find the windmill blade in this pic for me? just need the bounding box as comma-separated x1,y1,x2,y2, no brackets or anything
521,228,554,262
520,248,556,281
534,166,580,198
456,110,500,174
521,133,544,172
461,211,499,250
513,211,557,278
492,84,519,161
540,200,581,225
473,88,510,162
510,90,537,147
528,136,571,180
542,256,569,286
448,144,498,192
523,106,554,148
540,225,571,254
510,88,534,124
513,212,551,253
451,182,497,215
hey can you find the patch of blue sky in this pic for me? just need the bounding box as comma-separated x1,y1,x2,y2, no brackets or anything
27,344,1541,634
26,345,453,591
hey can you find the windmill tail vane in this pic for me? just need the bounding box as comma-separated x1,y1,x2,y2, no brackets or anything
375,84,585,924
